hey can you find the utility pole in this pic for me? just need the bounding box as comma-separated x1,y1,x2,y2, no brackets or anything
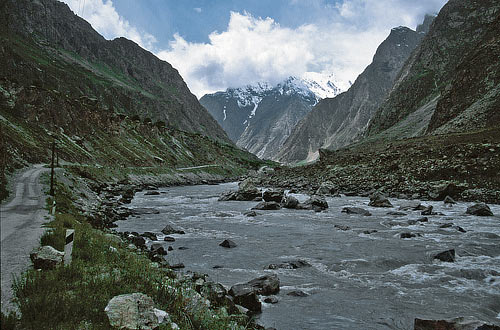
49,138,55,196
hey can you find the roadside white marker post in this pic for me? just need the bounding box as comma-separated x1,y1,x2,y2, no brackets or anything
64,229,75,266
51,201,56,215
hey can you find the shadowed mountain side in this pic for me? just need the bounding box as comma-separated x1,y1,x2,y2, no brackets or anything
1,0,229,142
277,26,425,163
366,0,500,138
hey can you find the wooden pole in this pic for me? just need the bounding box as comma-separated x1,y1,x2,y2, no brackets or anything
49,139,55,196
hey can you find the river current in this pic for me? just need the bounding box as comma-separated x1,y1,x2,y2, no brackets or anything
115,182,500,330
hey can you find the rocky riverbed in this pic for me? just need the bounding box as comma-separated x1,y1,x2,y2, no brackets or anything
113,182,500,330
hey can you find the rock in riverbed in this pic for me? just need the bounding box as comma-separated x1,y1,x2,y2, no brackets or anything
369,193,393,207
262,189,285,203
161,225,185,235
219,239,237,248
414,317,500,330
252,201,281,210
434,249,455,262
466,203,493,216
342,207,372,216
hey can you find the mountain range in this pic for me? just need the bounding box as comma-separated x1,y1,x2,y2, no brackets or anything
200,74,346,160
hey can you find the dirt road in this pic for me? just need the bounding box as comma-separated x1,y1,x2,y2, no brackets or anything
1,164,50,314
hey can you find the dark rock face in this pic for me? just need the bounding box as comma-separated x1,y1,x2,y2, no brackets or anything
367,0,500,138
369,193,393,207
219,239,237,248
342,207,372,216
262,189,285,203
466,203,493,216
414,317,500,330
277,25,425,163
252,201,281,210
1,0,230,142
434,249,455,262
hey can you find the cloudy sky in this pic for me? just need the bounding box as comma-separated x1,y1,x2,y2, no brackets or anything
61,0,448,97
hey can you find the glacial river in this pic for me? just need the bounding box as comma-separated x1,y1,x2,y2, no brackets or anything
115,182,500,330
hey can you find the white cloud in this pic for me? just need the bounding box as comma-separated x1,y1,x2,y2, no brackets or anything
158,0,447,97
158,11,385,97
60,0,157,49
194,7,202,13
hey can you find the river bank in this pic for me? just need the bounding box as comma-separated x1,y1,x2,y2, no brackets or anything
257,128,500,204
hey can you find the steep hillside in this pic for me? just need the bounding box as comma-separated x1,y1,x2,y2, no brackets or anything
0,0,229,142
200,76,344,160
277,25,425,163
366,0,500,137
0,0,263,201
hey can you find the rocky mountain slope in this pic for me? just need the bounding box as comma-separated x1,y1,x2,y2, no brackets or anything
1,0,229,142
366,0,500,138
277,23,428,163
200,76,344,160
0,0,263,201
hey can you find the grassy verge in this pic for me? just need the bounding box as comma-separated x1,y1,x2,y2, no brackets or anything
1,178,257,330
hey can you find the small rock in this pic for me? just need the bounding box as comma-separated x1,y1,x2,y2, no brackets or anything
161,225,185,235
169,263,185,269
243,210,258,217
164,236,175,242
421,205,434,216
264,296,279,304
456,226,466,233
141,232,158,241
267,260,311,270
131,236,146,248
212,265,224,269
167,246,173,251
144,191,160,196
466,203,493,216
341,207,371,216
178,247,189,250
400,232,420,239
363,230,378,235
439,223,453,229
434,249,455,262
219,239,237,248
252,201,281,210
387,211,407,216
287,290,308,297
303,195,328,211
334,224,351,231
247,274,280,295
417,217,429,222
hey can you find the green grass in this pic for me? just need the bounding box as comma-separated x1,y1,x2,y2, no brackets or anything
2,174,258,330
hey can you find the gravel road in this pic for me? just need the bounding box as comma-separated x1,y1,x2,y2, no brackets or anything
1,164,50,314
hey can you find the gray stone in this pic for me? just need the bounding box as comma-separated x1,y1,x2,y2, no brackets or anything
30,246,64,270
282,195,299,209
219,239,237,248
368,193,393,207
434,249,455,262
466,203,493,216
161,225,185,235
104,293,158,330
341,207,372,216
252,201,281,210
262,189,285,203
228,284,261,312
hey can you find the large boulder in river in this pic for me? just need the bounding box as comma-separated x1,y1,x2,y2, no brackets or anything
433,249,455,262
282,195,299,209
414,317,500,330
466,203,493,216
228,284,261,312
368,193,393,207
252,201,281,210
302,195,328,211
219,239,237,248
30,246,64,270
262,189,285,203
341,207,372,216
247,274,280,295
104,293,158,330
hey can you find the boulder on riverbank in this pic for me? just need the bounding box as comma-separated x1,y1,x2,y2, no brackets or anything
414,317,500,330
302,195,328,212
262,189,285,203
466,203,493,216
282,195,299,209
104,293,158,330
219,179,262,202
30,246,64,270
228,284,261,312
